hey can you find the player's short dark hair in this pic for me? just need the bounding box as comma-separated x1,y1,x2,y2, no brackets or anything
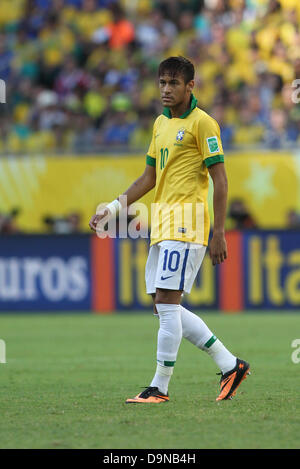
158,56,195,84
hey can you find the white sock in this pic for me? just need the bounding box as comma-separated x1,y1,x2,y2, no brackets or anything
150,363,173,395
180,305,213,349
150,303,182,394
180,305,236,374
204,339,237,374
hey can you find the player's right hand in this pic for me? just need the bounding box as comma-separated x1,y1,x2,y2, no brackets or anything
89,208,110,232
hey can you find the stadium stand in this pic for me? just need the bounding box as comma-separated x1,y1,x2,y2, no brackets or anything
0,0,299,154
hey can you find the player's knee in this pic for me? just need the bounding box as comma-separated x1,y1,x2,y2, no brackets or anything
151,294,158,315
154,289,167,305
154,288,181,305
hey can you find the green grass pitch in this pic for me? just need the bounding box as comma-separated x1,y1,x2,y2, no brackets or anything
0,312,299,449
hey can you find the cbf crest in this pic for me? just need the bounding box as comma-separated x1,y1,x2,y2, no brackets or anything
176,128,186,142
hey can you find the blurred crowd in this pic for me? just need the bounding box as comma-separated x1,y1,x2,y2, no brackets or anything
0,208,82,234
2,201,300,234
0,0,299,154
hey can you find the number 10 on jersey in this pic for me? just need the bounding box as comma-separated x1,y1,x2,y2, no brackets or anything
160,147,169,170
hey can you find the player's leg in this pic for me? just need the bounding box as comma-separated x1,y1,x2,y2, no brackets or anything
134,240,241,400
180,305,237,374
152,298,237,376
126,241,186,403
126,241,249,403
174,244,250,400
180,304,251,401
126,287,182,403
149,287,183,397
144,241,200,399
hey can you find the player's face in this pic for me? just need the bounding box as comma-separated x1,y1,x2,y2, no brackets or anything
159,73,194,107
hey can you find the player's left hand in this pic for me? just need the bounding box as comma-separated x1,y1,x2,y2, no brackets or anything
209,232,227,266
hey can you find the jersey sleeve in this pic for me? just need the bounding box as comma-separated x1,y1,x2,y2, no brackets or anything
146,118,158,167
196,114,224,168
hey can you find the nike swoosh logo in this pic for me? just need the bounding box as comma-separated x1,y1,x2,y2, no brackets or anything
160,275,174,281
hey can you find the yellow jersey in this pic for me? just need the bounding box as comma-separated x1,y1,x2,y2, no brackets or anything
146,94,224,247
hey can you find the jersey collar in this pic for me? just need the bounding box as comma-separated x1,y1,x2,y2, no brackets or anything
162,93,197,119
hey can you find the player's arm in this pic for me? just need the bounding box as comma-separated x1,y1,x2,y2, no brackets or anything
90,116,158,232
89,164,156,231
123,163,156,206
208,162,228,265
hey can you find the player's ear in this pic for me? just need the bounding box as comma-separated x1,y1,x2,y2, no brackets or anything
187,80,194,93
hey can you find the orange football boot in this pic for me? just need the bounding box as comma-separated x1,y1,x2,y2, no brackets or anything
216,358,250,401
126,386,169,404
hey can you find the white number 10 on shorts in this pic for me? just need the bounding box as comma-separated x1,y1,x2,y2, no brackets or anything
145,240,206,294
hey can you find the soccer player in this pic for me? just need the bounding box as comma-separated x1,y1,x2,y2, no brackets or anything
89,56,250,403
